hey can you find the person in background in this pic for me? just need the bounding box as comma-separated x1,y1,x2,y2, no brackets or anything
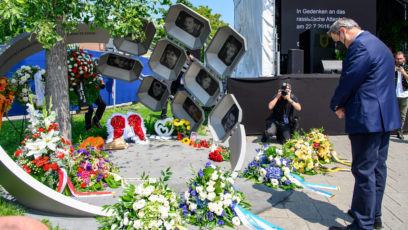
327,18,401,230
394,51,408,139
85,76,106,131
262,82,301,144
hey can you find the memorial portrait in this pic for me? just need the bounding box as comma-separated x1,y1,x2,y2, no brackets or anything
160,44,181,70
217,35,242,66
147,79,166,101
175,11,203,38
107,54,135,70
195,69,218,96
182,97,202,123
221,104,239,133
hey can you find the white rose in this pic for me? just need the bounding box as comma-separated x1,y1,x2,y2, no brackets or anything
223,198,232,207
74,64,78,67
259,168,267,177
207,180,215,187
138,211,144,218
234,196,241,204
232,216,241,226
189,203,197,211
133,220,142,229
184,191,190,200
149,194,158,202
211,172,219,181
258,176,264,182
196,186,203,193
142,186,154,197
271,179,279,186
224,193,232,200
23,97,28,102
276,149,283,155
215,205,223,216
11,79,16,84
206,186,215,192
227,177,234,184
199,192,207,201
220,182,225,188
132,199,146,210
255,155,260,161
275,157,281,166
22,88,28,93
123,216,129,226
281,176,287,182
207,192,216,201
208,202,216,212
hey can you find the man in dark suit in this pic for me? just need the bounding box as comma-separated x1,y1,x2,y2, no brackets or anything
327,18,401,230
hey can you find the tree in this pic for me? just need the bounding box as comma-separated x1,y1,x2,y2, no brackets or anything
0,0,171,140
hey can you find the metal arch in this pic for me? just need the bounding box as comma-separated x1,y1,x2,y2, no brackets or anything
0,24,110,76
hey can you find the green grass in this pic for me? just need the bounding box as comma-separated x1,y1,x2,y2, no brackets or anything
1,103,209,157
0,196,26,216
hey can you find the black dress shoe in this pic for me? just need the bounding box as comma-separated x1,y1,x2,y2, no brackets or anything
347,209,355,219
92,119,103,129
374,221,383,229
397,131,404,140
328,225,352,230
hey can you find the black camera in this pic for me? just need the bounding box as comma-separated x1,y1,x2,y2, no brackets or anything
281,82,288,96
397,63,404,68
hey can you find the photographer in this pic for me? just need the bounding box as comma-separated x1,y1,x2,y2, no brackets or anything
262,82,301,144
395,51,408,139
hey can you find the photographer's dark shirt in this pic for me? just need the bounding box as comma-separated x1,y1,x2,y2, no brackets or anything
395,63,408,91
267,93,299,123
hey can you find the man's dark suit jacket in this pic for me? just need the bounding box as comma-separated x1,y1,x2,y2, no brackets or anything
330,31,401,133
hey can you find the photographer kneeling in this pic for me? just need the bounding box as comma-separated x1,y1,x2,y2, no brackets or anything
262,82,301,144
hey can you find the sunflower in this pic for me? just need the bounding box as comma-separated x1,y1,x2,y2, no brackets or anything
182,137,190,144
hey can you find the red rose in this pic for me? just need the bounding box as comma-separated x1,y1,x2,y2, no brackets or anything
313,143,319,148
14,149,22,157
81,183,87,188
22,165,31,174
43,164,50,171
50,163,58,170
57,153,65,159
32,133,40,138
38,128,45,133
77,168,83,173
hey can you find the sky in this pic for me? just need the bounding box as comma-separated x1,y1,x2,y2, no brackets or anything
187,0,234,25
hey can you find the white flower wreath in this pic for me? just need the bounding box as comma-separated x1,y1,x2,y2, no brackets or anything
10,65,46,106
105,113,131,143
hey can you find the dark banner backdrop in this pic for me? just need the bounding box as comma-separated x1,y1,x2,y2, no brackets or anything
228,75,345,135
280,0,377,54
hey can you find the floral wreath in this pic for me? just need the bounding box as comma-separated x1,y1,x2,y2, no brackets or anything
9,65,45,106
106,113,129,143
126,112,148,144
67,47,100,106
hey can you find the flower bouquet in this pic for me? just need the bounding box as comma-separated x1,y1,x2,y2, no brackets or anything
179,162,251,229
209,146,230,162
14,100,74,190
9,65,45,106
67,47,100,107
97,168,184,230
306,128,335,164
242,145,301,190
0,76,15,131
69,146,121,192
171,119,191,139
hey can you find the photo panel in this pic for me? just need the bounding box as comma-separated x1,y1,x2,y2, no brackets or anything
217,35,243,66
182,97,203,123
159,44,182,70
221,104,239,134
147,78,167,101
175,10,204,38
195,69,218,96
107,53,135,70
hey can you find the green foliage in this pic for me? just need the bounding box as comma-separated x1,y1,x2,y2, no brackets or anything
41,219,66,230
0,197,25,216
0,0,172,49
379,20,408,52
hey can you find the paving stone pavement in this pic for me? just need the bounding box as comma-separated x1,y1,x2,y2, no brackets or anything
1,134,407,230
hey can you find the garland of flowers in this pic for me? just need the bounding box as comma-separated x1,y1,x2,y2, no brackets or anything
69,146,121,192
179,162,251,229
9,65,45,106
97,168,184,230
67,47,100,106
0,76,15,131
14,101,74,190
242,145,301,190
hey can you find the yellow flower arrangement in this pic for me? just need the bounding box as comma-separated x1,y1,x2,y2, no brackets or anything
283,128,338,175
171,118,191,135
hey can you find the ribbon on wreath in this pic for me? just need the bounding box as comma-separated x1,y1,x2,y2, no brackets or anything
234,204,283,230
290,173,339,198
57,168,114,197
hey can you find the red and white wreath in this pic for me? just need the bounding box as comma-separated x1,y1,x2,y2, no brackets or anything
106,113,148,144
126,112,148,144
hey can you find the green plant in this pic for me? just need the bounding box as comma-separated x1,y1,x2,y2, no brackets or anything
0,197,25,216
